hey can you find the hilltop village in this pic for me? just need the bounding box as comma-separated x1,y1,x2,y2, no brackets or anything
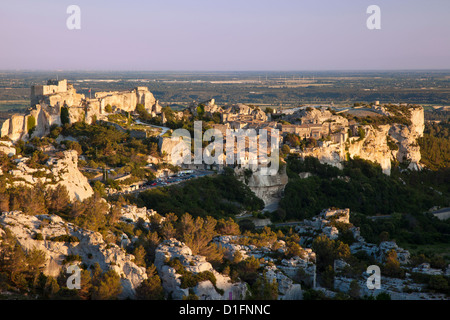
0,80,449,301
1,79,424,176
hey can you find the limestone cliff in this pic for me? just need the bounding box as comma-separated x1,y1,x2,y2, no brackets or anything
298,106,425,175
238,166,289,210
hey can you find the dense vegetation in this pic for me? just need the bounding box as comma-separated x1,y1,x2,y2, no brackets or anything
278,156,450,246
418,121,450,170
61,121,159,169
280,156,449,220
129,169,264,219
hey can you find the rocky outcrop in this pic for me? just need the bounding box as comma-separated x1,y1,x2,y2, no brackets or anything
347,125,392,174
334,270,448,300
6,150,93,202
278,256,316,289
298,107,425,175
264,265,303,300
0,141,16,157
48,150,94,202
158,136,185,164
220,103,268,122
120,205,160,227
239,166,289,210
0,211,147,298
0,114,27,142
154,239,248,300
349,240,410,265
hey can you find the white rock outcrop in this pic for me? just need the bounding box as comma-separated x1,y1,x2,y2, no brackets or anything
48,150,94,202
0,80,162,141
7,150,94,202
297,106,425,175
0,211,147,298
265,265,303,300
0,141,16,157
154,239,247,300
120,205,159,226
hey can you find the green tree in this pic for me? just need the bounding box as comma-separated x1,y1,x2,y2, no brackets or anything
312,234,336,271
61,106,70,125
249,273,278,300
91,270,122,300
281,144,291,155
216,218,240,236
428,275,449,292
26,248,47,286
321,265,335,289
133,245,147,268
45,184,70,214
71,192,109,232
135,265,164,300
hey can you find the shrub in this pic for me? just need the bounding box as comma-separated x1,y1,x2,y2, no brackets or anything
27,115,37,136
33,233,44,240
50,235,80,243
62,254,82,265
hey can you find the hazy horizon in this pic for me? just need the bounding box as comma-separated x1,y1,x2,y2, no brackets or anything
1,0,450,71
2,69,450,73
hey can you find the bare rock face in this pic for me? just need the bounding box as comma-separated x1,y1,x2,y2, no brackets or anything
0,211,147,298
1,114,26,142
298,107,425,175
264,265,303,300
240,166,289,209
95,87,156,113
8,150,93,202
293,107,348,127
0,141,16,157
348,125,393,174
349,240,410,265
48,150,94,202
154,239,247,300
158,136,182,163
120,205,159,225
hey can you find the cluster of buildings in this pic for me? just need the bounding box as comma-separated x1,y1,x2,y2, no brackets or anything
168,100,359,172
192,99,356,147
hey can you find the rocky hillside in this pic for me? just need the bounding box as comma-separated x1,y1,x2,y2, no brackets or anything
5,150,93,202
0,211,147,298
154,239,248,300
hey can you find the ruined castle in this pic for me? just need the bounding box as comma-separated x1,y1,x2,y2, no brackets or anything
0,79,162,141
